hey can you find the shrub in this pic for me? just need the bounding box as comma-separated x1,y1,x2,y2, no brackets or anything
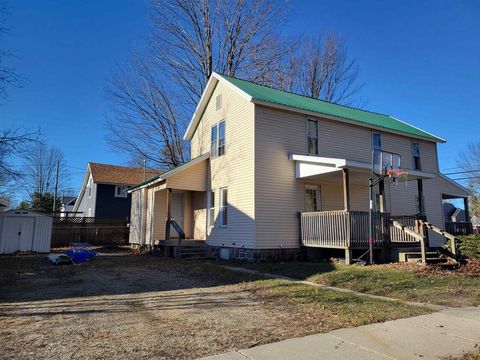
446,234,480,259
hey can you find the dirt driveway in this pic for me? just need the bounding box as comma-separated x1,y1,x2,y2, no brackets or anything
0,253,428,360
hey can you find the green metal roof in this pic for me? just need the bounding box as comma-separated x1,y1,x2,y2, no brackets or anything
218,74,444,142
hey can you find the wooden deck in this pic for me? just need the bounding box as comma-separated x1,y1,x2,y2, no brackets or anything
299,210,421,249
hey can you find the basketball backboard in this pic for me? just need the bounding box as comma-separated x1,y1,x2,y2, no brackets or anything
372,149,401,175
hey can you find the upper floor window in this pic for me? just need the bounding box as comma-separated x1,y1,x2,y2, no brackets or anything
216,94,222,110
220,187,228,227
115,185,128,198
211,120,226,157
411,142,421,170
372,132,382,150
307,119,318,155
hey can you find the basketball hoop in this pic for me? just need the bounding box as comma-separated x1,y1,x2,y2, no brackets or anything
385,169,408,186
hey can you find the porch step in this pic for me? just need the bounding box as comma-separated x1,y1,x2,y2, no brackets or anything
399,248,452,265
178,245,209,260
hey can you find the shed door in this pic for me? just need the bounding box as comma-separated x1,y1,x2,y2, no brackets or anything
3,217,35,253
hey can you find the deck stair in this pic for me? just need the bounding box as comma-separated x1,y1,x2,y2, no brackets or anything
398,248,456,266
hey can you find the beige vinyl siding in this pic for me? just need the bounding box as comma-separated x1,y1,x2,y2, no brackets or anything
166,160,208,191
254,105,440,249
190,81,255,247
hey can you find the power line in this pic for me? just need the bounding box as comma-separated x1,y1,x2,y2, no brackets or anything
451,176,480,181
443,169,480,176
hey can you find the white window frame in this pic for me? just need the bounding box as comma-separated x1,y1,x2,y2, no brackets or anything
208,190,215,228
115,185,128,198
219,187,228,227
304,184,321,212
211,120,226,158
306,119,319,155
411,141,421,170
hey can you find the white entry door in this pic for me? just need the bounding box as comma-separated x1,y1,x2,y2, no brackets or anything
170,192,184,236
3,217,35,253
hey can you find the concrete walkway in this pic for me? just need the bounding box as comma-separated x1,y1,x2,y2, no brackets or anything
200,306,480,360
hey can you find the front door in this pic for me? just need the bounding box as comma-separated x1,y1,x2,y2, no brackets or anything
170,192,184,236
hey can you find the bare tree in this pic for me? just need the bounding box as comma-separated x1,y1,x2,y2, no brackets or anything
18,144,70,197
0,128,38,188
458,143,480,217
107,0,365,167
106,56,188,169
0,4,20,101
150,0,287,104
262,33,364,106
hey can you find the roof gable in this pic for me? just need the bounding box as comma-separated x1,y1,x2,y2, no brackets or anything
184,72,445,143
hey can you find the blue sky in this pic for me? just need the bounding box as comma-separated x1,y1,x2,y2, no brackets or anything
1,0,479,197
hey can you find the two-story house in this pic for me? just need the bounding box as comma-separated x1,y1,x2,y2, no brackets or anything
128,73,469,262
73,163,160,219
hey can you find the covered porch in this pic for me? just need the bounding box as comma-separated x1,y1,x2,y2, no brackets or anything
131,154,210,256
290,154,440,263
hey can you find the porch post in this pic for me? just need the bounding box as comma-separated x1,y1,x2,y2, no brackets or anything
417,179,425,217
342,168,350,211
464,197,470,222
378,178,386,213
165,188,172,242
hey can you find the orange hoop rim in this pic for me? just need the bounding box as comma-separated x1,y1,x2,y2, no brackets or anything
385,169,408,177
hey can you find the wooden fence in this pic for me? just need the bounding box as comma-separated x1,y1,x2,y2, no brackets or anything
51,217,129,247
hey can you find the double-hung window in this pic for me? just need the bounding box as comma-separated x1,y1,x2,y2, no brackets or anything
372,132,382,150
220,188,228,227
218,121,225,156
307,119,319,155
372,132,382,170
411,142,421,170
211,120,226,157
208,191,215,227
211,124,218,157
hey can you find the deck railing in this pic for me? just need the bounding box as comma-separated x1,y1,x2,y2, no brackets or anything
300,210,390,248
390,215,420,243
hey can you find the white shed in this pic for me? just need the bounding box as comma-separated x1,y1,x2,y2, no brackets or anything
0,209,53,254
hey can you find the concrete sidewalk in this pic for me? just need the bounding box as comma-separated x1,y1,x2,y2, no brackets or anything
200,307,480,360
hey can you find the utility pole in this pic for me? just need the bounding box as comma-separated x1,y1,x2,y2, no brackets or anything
143,159,146,181
52,159,59,214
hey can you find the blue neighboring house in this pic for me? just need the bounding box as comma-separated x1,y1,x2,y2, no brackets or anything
72,163,160,219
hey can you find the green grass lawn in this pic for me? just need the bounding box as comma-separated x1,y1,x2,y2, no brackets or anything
237,261,480,307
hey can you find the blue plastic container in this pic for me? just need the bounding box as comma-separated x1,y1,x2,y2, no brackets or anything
65,249,97,263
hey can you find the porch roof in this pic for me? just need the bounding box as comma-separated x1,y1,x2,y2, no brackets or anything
289,154,436,183
128,153,210,192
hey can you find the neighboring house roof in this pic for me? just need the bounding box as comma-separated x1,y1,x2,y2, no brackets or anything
72,163,163,214
184,72,445,143
61,196,76,206
129,153,210,192
89,163,161,186
0,197,9,208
